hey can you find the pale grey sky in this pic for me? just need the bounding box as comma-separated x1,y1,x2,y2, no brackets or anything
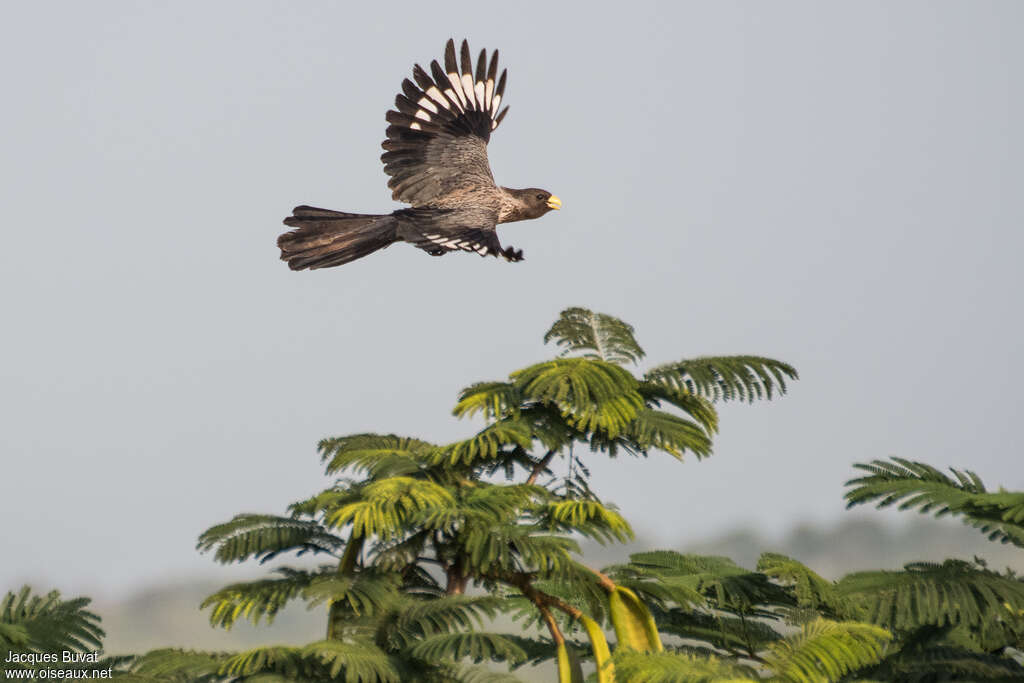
2,1,1022,596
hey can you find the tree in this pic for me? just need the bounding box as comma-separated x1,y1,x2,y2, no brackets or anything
1,586,128,677
109,307,1024,680
128,307,805,681
837,458,1024,680
594,461,1024,681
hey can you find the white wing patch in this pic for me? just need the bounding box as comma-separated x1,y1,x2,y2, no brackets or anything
422,232,494,256
424,88,448,110
445,72,468,110
416,97,438,114
474,81,485,110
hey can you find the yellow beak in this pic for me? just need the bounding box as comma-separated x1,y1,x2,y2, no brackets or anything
546,195,562,210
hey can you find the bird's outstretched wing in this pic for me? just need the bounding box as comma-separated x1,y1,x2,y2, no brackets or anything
381,39,510,207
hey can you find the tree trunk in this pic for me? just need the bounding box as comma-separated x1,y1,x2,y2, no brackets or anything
445,558,469,595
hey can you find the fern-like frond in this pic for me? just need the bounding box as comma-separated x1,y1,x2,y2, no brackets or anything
0,587,104,654
303,572,400,617
302,639,407,682
390,596,505,648
611,650,758,682
326,477,455,538
610,551,795,614
638,382,719,435
543,307,646,366
451,664,525,682
287,485,356,519
625,409,712,460
319,434,436,478
218,645,310,679
410,632,529,665
0,622,29,648
762,618,891,683
757,552,845,617
539,500,634,544
196,514,344,564
462,526,579,578
415,485,545,543
845,457,1024,547
648,606,783,655
431,419,534,466
645,355,797,403
868,643,1024,681
372,530,432,573
201,568,318,629
512,358,643,438
128,648,227,681
453,382,523,420
836,559,1024,631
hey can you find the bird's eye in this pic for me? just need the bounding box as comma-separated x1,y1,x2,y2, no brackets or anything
536,193,545,200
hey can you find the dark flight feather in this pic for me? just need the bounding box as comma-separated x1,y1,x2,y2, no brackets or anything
279,39,557,271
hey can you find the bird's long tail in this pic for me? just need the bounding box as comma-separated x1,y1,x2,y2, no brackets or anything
278,206,399,270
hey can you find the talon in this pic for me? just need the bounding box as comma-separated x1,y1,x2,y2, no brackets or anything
501,246,524,262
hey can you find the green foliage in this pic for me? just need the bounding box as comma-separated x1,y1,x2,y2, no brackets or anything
846,457,1024,547
432,419,534,466
761,619,892,683
647,606,783,654
0,621,29,648
611,650,758,682
320,434,436,478
862,641,1024,681
578,614,614,683
543,307,646,366
645,356,797,403
388,596,503,647
304,571,401,615
453,382,522,421
196,514,344,564
72,307,1024,679
608,585,663,653
409,632,529,665
0,586,104,656
539,499,633,544
610,551,796,615
201,568,319,629
132,308,802,681
325,477,455,538
129,648,228,681
756,553,846,617
837,559,1024,631
623,409,712,460
0,587,129,677
512,358,645,438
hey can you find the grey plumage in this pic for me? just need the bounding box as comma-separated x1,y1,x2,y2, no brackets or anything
278,39,559,271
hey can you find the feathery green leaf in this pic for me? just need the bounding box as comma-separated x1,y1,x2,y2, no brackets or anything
544,307,646,365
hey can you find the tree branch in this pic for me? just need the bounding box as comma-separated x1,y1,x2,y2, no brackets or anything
494,570,585,621
579,563,617,592
526,449,558,486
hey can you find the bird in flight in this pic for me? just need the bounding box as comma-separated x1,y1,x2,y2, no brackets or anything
278,39,561,270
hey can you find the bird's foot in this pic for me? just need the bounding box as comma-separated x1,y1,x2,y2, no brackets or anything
501,246,524,262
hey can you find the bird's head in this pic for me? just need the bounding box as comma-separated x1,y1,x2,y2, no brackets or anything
503,188,562,222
